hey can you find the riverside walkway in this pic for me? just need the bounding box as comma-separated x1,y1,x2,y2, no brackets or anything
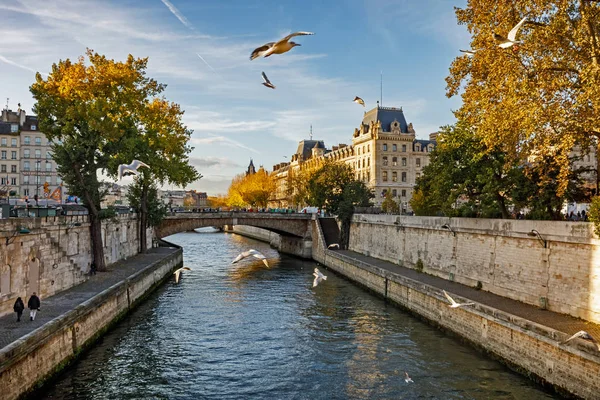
0,247,179,351
332,249,600,341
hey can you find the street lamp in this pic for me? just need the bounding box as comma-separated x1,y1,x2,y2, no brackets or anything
6,226,31,245
527,229,547,248
441,224,456,236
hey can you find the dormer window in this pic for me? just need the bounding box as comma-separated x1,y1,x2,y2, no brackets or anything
10,124,18,133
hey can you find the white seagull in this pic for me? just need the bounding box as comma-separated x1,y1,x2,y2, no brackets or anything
404,372,414,383
353,96,365,107
232,249,269,267
561,330,600,350
493,17,527,48
443,290,475,308
173,266,191,283
312,267,327,287
118,160,150,180
250,32,314,60
327,243,340,249
459,49,478,56
261,71,276,89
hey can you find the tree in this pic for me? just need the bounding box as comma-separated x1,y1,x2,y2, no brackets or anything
30,50,164,271
226,168,276,208
381,191,399,214
127,179,167,231
286,167,314,208
306,161,373,248
208,195,228,208
447,1,600,195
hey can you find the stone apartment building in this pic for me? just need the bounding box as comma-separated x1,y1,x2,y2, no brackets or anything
270,105,437,212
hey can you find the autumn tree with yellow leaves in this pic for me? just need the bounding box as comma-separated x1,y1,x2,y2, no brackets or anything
227,168,276,208
447,1,600,194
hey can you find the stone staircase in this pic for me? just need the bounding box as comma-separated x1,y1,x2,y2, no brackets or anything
42,230,82,273
319,218,340,247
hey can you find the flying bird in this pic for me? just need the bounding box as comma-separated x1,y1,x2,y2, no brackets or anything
353,96,365,107
327,243,340,249
261,71,276,89
459,49,478,56
118,160,150,180
312,267,327,287
443,290,475,308
250,32,314,60
561,331,600,350
232,249,269,267
493,17,527,48
404,372,414,383
173,266,191,283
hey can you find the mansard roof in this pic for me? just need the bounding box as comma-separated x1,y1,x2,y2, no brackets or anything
414,139,436,151
295,140,325,160
362,106,408,133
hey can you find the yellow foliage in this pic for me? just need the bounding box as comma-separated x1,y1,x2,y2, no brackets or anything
227,169,276,208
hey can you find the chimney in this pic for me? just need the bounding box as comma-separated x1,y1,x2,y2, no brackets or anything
429,132,438,141
1,109,7,122
19,109,26,126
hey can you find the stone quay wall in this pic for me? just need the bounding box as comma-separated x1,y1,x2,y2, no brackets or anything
229,225,313,259
0,246,182,400
0,215,153,318
349,214,600,324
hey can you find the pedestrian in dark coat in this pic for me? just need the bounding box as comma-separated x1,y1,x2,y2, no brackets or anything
27,292,41,321
13,297,24,322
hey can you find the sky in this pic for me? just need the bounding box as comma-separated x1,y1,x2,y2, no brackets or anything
0,0,469,195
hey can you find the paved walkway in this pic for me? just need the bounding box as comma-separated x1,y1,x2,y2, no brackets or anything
0,247,178,351
335,249,600,339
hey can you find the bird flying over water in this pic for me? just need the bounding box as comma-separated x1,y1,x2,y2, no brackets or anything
250,31,314,60
443,290,475,308
261,71,276,89
353,96,365,107
404,372,414,383
232,249,269,267
327,243,340,249
118,160,150,180
312,267,327,287
173,267,191,283
561,330,600,350
493,17,527,48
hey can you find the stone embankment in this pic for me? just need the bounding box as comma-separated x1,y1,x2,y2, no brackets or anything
0,244,182,400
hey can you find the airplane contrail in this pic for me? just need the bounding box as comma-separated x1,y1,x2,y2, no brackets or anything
196,53,216,72
160,0,194,30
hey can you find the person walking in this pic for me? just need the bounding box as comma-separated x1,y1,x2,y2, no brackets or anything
27,292,41,321
13,297,24,322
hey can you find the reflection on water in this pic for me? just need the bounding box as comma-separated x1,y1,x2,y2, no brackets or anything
36,231,559,400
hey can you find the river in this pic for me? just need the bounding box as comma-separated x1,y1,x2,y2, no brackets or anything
36,230,559,399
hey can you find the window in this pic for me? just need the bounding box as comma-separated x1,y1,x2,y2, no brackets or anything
362,159,365,168
401,172,407,182
402,190,406,197
31,125,37,131
10,124,17,133
23,161,30,171
23,149,30,159
0,178,5,185
416,145,421,151
382,156,388,166
392,144,397,151
383,143,388,151
23,189,29,196
24,136,30,145
0,165,5,173
45,176,52,184
10,178,16,186
362,145,365,153
392,171,398,182
402,158,407,166
23,175,29,184
416,173,421,179
35,150,41,158
45,162,52,172
11,165,16,173
11,151,16,160
358,148,361,155
392,157,397,166
1,138,6,146
35,161,41,171
402,145,406,152
416,158,421,167
392,189,397,197
1,151,5,160
382,171,388,182
367,144,370,152
35,137,41,145
46,151,52,159
367,171,370,182
367,157,370,167
11,138,16,147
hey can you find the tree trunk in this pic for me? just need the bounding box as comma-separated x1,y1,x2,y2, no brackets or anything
339,216,352,249
596,141,600,196
89,210,106,271
495,193,510,219
139,181,149,253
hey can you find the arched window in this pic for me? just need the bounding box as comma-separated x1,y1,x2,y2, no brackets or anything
382,156,388,166
362,159,365,168
367,158,370,167
392,157,397,166
367,144,370,152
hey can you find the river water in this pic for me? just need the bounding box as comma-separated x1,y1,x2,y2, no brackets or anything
37,231,559,399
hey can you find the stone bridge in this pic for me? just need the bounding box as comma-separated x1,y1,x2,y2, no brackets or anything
156,212,315,258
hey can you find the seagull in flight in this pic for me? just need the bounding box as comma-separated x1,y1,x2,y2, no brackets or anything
261,71,276,89
443,290,475,308
493,17,527,48
232,249,269,267
561,331,600,350
353,96,365,107
173,266,191,283
118,160,150,180
327,243,340,249
312,267,327,287
250,32,314,60
404,372,414,383
459,49,478,56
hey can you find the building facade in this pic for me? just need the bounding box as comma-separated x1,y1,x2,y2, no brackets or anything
270,105,437,212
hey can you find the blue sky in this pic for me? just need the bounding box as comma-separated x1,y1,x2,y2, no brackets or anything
0,0,468,195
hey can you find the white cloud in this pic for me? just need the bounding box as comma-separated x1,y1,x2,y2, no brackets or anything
189,156,242,169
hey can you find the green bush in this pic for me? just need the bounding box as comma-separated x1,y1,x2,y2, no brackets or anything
588,196,600,236
415,258,424,273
